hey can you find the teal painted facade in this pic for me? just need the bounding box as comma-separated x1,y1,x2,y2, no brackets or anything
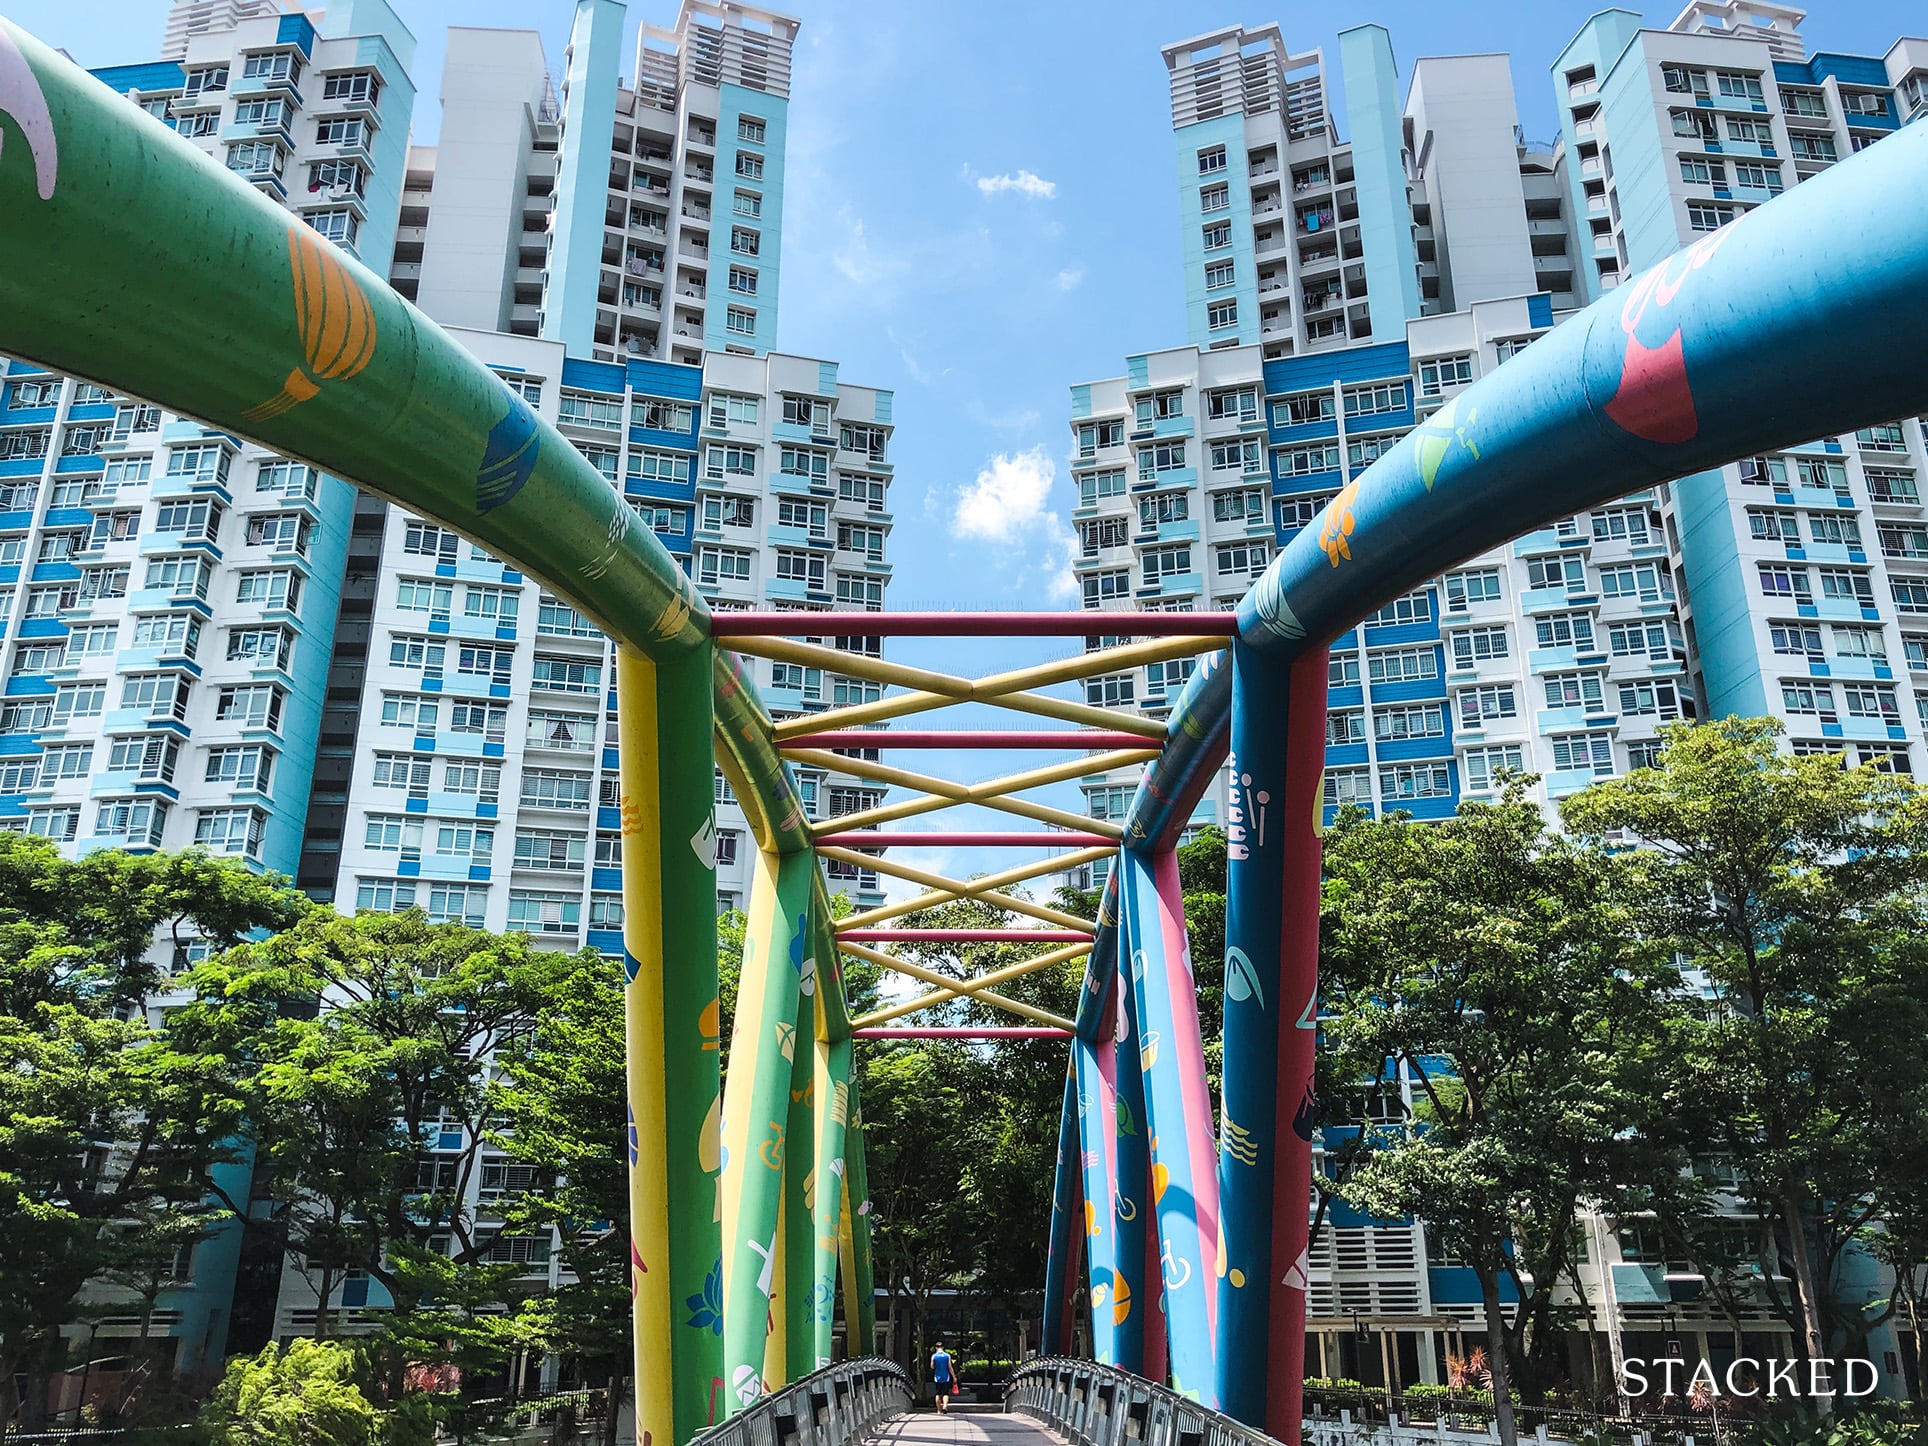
546,0,626,356
706,85,787,356
1550,10,1644,306
1671,468,1770,719
1174,115,1258,349
1337,25,1423,329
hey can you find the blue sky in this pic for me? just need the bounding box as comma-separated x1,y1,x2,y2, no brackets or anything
9,0,1923,903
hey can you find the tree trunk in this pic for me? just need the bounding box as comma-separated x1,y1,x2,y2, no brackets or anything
1478,1268,1520,1446
1781,1191,1830,1396
601,1372,623,1446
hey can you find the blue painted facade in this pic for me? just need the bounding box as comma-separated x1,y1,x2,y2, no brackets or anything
1174,115,1259,350
546,0,625,356
705,85,788,357
1337,26,1424,329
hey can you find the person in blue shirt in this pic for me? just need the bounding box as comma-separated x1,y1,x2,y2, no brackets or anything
930,1342,957,1411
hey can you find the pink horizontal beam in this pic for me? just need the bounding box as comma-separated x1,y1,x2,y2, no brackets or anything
786,730,1162,751
853,1026,1074,1040
710,611,1240,638
817,831,1117,849
839,928,1094,944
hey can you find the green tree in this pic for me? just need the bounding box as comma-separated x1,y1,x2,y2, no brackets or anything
197,1340,378,1446
0,835,306,1434
173,910,583,1394
1319,786,1691,1443
1564,718,1928,1374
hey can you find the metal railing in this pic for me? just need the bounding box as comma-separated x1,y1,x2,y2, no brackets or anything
1006,1358,1280,1446
690,1358,911,1446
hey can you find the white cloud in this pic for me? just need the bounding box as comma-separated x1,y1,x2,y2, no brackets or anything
952,446,1057,543
975,169,1057,200
832,216,905,288
1055,265,1085,291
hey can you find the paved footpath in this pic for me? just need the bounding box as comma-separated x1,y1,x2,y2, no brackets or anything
863,1412,1067,1446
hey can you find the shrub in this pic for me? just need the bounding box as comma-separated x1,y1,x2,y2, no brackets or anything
199,1341,378,1446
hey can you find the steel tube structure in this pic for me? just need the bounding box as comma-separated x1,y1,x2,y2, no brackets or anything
9,23,1928,1440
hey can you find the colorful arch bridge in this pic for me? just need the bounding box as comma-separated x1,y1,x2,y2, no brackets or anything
4,21,1927,1445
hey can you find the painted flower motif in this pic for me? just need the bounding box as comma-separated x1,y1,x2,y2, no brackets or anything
0,24,59,201
685,1259,724,1335
1318,481,1361,566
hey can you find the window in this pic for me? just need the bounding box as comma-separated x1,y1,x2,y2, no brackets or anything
1843,684,1900,722
536,595,597,638
516,829,586,871
236,569,299,609
1367,646,1438,684
837,522,886,558
1215,542,1269,579
1672,109,1718,142
1212,488,1264,523
308,158,367,197
388,636,446,674
1085,674,1135,708
379,693,439,734
315,116,367,147
735,152,763,180
726,266,759,297
226,139,285,177
1892,580,1928,615
402,521,459,562
1373,704,1445,741
527,710,596,752
1082,570,1129,607
1199,183,1230,213
0,428,49,460
1417,355,1472,396
441,760,503,802
1326,710,1366,745
1833,626,1887,662
1145,657,1195,698
1463,745,1525,793
457,642,514,682
305,209,360,246
520,768,591,811
1380,763,1452,802
1618,679,1683,719
195,807,265,857
1348,432,1399,472
1196,144,1227,174
1204,260,1235,291
1344,382,1407,418
370,753,430,793
1202,221,1230,250
731,189,763,222
215,684,284,730
774,550,828,590
1591,508,1652,544
558,390,623,430
705,444,757,481
93,798,167,846
1818,568,1874,605
41,744,90,779
1550,732,1615,777
65,624,117,659
52,683,105,722
709,393,760,427
1076,470,1127,508
11,642,63,676
1687,202,1736,233
1451,626,1510,667
1323,768,1372,808
531,655,601,693
1328,653,1361,688
1369,589,1432,626
1544,672,1605,711
1734,162,1782,194
1599,561,1673,602
1679,156,1720,186
1459,684,1517,725
1748,508,1799,543
508,891,582,935
1781,681,1834,717
1445,568,1501,609
130,614,201,656
1277,442,1340,477
1137,442,1187,479
122,672,190,720
1206,299,1238,331
321,71,379,104
395,578,452,617
835,575,884,609
1857,423,1908,453
725,306,757,336
1868,470,1920,505
699,547,753,585
465,585,520,625
1141,546,1191,585
730,227,761,257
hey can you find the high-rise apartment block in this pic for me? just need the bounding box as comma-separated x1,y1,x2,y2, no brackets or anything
1074,2,1926,1397
1553,6,1928,776
543,0,796,365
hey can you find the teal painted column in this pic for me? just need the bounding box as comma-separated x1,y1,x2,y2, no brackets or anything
546,0,625,355
1337,25,1422,329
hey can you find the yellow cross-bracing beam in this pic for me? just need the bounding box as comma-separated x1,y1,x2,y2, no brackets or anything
724,635,1226,741
850,940,1093,1028
836,938,1077,1031
827,846,1104,931
785,748,1154,838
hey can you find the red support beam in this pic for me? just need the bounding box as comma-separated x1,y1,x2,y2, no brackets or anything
816,831,1117,849
783,729,1162,751
710,611,1239,638
837,928,1093,944
852,1026,1073,1040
